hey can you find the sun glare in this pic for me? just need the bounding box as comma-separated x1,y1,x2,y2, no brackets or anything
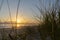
12,18,27,28
16,19,22,27
17,19,21,23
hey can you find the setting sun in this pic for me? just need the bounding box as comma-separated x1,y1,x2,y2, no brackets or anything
11,18,24,28
16,18,22,27
17,19,22,23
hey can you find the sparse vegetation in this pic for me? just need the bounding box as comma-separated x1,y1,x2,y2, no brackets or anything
0,0,60,40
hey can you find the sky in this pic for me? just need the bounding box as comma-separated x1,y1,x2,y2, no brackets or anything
0,0,56,23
